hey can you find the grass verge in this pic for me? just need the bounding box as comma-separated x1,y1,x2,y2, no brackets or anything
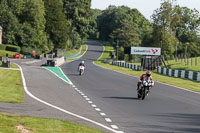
162,57,200,72
94,40,200,92
66,44,87,62
0,69,24,103
0,112,104,133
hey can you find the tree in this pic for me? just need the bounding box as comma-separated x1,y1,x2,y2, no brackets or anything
110,22,141,47
44,0,70,50
175,6,200,56
151,0,178,57
0,0,50,52
63,0,92,42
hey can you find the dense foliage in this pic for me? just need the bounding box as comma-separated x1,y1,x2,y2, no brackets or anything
151,0,200,57
0,0,199,58
0,0,92,53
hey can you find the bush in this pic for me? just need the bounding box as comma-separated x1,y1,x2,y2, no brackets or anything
0,44,6,50
21,46,42,57
21,46,33,55
5,45,21,52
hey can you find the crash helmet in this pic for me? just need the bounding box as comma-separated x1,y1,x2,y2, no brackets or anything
81,61,85,64
146,70,151,77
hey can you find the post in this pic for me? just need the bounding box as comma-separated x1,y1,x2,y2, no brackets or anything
175,43,177,62
116,40,119,61
0,26,2,44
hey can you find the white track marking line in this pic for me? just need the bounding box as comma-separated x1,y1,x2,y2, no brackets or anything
91,104,97,107
116,131,124,133
88,101,93,104
111,125,119,129
85,98,90,101
95,108,101,111
105,118,112,122
16,64,122,133
100,113,106,116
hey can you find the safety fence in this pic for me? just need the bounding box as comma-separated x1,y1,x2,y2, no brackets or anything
112,61,142,71
157,67,200,82
112,61,200,82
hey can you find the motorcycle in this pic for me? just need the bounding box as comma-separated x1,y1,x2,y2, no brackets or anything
137,78,154,100
78,65,85,75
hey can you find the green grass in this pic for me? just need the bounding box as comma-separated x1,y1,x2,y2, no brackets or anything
94,40,200,92
0,69,24,103
0,61,19,68
0,50,23,58
66,44,87,62
65,48,79,56
0,113,104,133
163,57,200,72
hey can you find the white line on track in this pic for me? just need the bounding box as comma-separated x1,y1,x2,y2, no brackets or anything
85,98,90,101
88,101,93,103
91,104,97,107
111,125,119,129
100,113,106,116
16,63,123,133
95,108,101,111
105,118,112,122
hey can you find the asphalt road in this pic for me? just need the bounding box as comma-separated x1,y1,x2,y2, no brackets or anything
2,58,112,133
61,41,200,133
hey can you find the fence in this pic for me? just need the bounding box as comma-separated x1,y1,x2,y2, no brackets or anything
112,60,200,82
112,61,142,71
157,67,200,82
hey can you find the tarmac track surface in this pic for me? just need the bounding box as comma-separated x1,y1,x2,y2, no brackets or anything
61,41,200,133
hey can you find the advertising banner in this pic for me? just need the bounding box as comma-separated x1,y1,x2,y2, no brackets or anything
131,47,161,55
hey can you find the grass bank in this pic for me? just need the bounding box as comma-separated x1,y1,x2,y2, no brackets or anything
0,113,103,133
94,40,200,92
0,69,24,103
163,57,200,72
66,44,87,62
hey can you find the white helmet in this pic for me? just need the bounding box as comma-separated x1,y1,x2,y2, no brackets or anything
81,61,85,64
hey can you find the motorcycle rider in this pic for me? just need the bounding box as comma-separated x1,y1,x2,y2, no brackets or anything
137,70,154,94
78,61,85,70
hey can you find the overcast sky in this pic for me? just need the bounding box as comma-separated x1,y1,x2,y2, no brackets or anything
91,0,200,20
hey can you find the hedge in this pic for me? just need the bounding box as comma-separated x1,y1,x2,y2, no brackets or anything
21,46,42,56
0,44,6,50
5,44,21,52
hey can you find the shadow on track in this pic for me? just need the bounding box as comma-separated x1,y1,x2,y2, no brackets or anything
104,96,138,100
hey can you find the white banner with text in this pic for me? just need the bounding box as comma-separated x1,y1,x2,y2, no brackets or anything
131,47,161,55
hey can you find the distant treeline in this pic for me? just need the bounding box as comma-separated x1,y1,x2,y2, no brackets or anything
0,0,200,58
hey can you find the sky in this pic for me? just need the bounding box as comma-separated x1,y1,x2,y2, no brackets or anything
91,0,200,20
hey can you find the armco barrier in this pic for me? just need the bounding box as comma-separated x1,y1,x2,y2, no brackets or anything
157,67,200,82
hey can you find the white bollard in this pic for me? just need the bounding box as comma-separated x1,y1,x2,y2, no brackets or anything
174,70,179,77
181,70,185,78
188,71,193,80
168,69,172,76
163,68,167,75
197,72,200,81
158,67,161,73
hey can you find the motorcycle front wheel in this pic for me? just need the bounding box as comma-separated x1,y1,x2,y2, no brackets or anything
141,87,146,100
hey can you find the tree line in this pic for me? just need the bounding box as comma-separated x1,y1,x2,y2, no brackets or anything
0,0,93,54
96,0,200,60
0,0,199,59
